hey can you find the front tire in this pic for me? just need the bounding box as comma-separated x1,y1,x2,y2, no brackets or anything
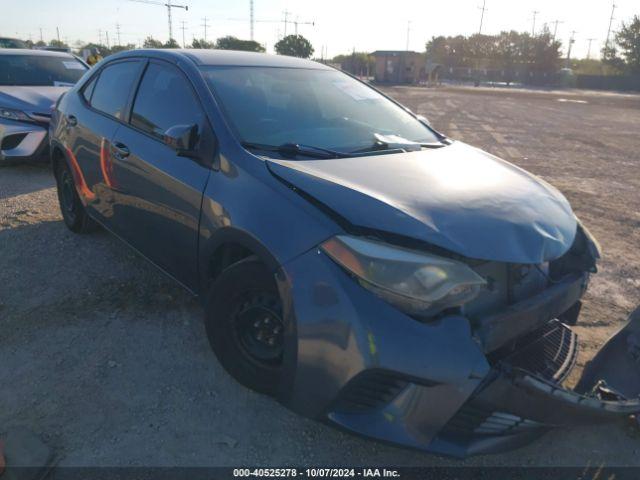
55,161,97,234
204,258,284,395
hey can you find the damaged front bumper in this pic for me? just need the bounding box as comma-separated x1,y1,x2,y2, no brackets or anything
431,311,640,457
278,247,640,458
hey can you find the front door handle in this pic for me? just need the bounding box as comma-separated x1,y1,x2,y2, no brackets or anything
111,142,130,159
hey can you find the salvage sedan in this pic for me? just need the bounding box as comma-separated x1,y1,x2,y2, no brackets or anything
0,49,88,164
49,49,640,457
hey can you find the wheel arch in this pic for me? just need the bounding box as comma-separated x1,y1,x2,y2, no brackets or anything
199,226,282,295
199,226,298,402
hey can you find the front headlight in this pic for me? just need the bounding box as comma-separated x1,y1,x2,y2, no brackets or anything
320,235,486,318
0,108,32,122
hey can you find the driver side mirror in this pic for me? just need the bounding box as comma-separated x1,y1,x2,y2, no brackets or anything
163,124,199,157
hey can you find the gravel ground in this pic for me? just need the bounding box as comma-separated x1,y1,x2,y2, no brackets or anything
1,85,639,467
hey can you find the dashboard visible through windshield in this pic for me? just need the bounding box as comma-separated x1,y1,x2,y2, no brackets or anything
0,55,88,86
200,66,440,155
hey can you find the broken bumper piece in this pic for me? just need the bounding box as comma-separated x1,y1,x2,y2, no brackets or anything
431,308,640,457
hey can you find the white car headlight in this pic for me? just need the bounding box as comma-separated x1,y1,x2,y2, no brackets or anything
0,108,32,122
321,235,486,318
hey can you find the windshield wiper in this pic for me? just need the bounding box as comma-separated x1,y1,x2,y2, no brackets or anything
242,142,348,159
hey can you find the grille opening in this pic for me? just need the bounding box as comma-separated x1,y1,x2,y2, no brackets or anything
488,319,578,383
441,402,545,437
1,133,27,151
332,370,411,414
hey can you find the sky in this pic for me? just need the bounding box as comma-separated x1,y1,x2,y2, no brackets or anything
1,0,637,59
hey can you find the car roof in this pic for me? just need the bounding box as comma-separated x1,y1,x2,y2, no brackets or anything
0,48,78,59
115,49,333,70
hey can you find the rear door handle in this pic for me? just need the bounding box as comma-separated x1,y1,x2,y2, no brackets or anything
66,114,77,127
111,142,130,159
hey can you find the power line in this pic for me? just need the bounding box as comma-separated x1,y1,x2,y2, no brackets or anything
478,0,487,34
586,38,597,59
201,17,210,41
531,10,539,36
550,19,563,41
605,1,616,51
127,0,188,41
116,23,122,46
250,0,254,41
180,21,187,48
565,30,577,67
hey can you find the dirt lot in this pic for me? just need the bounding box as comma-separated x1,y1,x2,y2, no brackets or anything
1,85,640,467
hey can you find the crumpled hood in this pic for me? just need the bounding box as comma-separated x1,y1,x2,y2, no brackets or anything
266,142,577,264
0,86,69,114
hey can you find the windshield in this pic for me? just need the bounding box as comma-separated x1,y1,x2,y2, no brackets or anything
0,55,87,86
200,66,439,153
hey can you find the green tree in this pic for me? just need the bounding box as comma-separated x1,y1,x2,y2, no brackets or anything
332,52,374,75
613,15,640,73
191,38,215,49
49,39,68,48
164,38,180,48
215,36,265,52
110,44,136,54
143,36,163,48
274,34,314,58
35,40,46,47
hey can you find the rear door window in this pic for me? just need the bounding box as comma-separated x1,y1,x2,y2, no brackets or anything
130,62,204,140
90,60,141,120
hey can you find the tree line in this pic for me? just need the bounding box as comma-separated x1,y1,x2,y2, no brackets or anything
31,33,315,59
21,14,640,76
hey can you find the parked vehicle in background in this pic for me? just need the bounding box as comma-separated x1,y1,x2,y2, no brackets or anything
0,37,28,49
34,46,72,54
0,49,88,164
49,49,640,458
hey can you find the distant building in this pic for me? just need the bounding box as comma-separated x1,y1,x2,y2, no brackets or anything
371,50,426,84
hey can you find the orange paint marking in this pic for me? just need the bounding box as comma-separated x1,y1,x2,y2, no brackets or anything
99,138,116,188
65,145,96,201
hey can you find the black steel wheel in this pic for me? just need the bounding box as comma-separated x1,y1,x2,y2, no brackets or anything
55,161,97,233
204,257,284,395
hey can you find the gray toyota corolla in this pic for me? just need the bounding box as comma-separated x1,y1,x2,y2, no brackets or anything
49,49,640,457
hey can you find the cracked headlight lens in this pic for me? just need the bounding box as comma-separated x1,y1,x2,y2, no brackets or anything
321,235,486,318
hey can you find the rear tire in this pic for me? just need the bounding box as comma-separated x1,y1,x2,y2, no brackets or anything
54,160,97,233
204,258,284,395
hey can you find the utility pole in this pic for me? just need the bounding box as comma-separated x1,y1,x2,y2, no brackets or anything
250,0,255,41
56,26,61,43
201,17,210,41
565,30,576,67
406,21,411,51
180,21,187,47
605,1,616,50
106,31,110,49
478,0,487,34
531,10,539,36
39,27,43,42
116,23,121,46
98,29,102,45
283,10,290,36
292,17,314,36
128,0,188,43
586,38,596,59
550,19,563,41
